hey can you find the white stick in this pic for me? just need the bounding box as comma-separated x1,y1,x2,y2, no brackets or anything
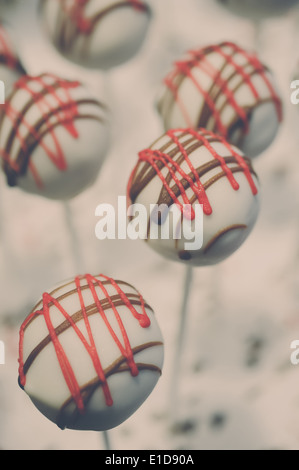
63,200,112,451
0,182,16,273
169,264,193,422
252,18,263,53
0,183,7,250
63,200,85,274
102,430,111,451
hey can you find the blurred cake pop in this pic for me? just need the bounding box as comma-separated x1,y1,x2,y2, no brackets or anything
18,273,164,431
0,23,25,94
127,128,260,267
216,0,299,19
157,42,283,158
39,0,152,70
0,73,110,200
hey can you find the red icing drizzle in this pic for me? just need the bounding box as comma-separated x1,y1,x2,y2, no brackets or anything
0,25,18,69
164,42,282,135
61,0,146,33
18,274,151,412
131,128,258,219
2,74,81,188
63,0,93,33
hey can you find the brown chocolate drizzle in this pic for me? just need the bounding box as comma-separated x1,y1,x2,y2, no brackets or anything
178,250,192,261
22,292,153,377
0,74,107,188
18,274,163,427
128,129,258,224
161,42,282,144
41,0,151,59
57,342,162,429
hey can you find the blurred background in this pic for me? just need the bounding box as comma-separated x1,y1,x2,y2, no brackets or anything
0,0,299,450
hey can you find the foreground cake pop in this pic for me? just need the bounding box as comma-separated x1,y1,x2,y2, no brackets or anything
0,23,25,95
157,42,283,158
216,0,299,19
18,273,164,431
127,128,260,266
39,0,151,70
0,73,110,200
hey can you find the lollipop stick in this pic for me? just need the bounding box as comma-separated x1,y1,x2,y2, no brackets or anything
0,181,16,272
0,183,7,250
63,201,112,451
63,200,85,274
169,264,193,422
102,430,111,451
252,19,263,52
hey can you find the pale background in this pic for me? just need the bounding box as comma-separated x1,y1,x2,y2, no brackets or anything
0,0,299,450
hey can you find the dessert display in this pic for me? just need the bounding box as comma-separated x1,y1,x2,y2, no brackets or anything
0,0,294,452
18,273,164,431
127,128,260,266
39,0,152,70
156,42,283,157
0,72,110,200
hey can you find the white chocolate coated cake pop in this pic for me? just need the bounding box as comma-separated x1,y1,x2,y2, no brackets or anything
127,128,260,267
157,42,283,158
0,73,110,200
18,274,164,431
39,0,152,70
0,23,25,94
216,0,299,19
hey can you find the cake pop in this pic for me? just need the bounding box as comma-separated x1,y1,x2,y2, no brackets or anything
0,72,110,200
18,273,164,431
127,128,260,267
216,0,299,19
128,127,260,422
0,23,25,95
39,0,152,70
156,42,283,158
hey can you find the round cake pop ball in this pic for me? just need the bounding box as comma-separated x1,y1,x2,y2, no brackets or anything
39,0,152,70
0,23,25,94
18,273,164,431
127,128,260,267
157,42,283,158
0,73,110,200
216,0,299,19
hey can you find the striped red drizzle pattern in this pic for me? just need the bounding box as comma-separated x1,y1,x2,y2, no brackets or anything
164,42,282,136
60,0,148,33
128,128,258,220
18,274,151,413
